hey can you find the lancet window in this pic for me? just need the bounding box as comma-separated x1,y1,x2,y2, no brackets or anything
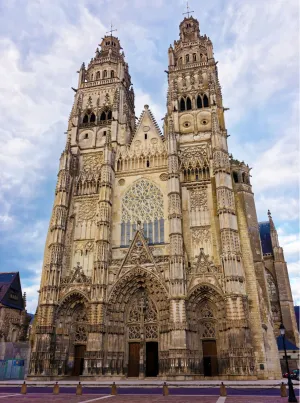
179,96,192,111
81,110,96,127
196,94,209,109
99,109,112,123
121,179,164,247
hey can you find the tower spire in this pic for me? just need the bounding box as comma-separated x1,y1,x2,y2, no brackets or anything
183,1,194,18
106,22,117,39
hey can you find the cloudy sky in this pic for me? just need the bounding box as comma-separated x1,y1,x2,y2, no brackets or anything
0,0,299,313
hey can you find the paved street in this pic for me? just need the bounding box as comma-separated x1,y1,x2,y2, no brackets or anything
0,383,299,403
0,393,296,402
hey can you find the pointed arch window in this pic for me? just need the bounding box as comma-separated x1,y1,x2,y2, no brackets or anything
81,110,96,126
186,97,192,110
203,94,209,107
99,109,112,124
197,95,203,109
186,54,190,63
193,53,197,62
180,98,186,111
96,71,100,80
103,70,107,78
111,70,114,78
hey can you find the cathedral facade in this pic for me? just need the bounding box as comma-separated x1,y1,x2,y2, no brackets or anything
29,15,298,380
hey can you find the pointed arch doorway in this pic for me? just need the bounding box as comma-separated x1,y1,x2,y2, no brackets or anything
127,290,159,377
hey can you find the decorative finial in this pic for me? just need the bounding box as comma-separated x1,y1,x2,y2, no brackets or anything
144,104,149,110
106,22,117,38
267,209,272,218
183,1,194,18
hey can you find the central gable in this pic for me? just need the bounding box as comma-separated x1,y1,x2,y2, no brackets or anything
130,104,164,146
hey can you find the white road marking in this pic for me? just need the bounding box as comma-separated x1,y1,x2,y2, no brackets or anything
80,396,114,403
0,394,20,399
216,397,227,403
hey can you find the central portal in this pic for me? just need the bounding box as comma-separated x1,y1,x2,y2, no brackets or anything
127,290,159,377
146,341,158,377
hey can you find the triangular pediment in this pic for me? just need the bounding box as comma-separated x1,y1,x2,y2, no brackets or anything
189,249,222,276
117,228,156,278
130,105,164,146
187,249,224,293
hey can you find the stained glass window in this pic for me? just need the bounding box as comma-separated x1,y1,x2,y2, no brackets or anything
121,179,164,246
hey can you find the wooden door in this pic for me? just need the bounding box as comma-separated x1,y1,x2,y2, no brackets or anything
202,340,218,376
128,343,140,377
146,342,158,377
73,345,86,376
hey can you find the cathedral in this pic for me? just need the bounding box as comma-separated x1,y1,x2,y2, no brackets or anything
29,13,298,380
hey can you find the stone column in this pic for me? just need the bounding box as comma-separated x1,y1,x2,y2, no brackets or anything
167,119,188,376
86,131,115,375
211,107,254,377
29,141,74,377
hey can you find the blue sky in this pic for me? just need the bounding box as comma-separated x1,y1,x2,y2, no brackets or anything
0,0,299,313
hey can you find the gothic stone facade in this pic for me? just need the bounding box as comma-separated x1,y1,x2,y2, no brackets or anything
29,15,298,380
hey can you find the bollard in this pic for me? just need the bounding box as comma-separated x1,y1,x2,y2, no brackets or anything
20,381,27,394
162,382,169,396
53,381,59,395
111,382,117,395
280,382,287,397
76,381,83,395
220,382,227,397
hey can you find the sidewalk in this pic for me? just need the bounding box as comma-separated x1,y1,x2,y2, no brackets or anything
0,379,299,388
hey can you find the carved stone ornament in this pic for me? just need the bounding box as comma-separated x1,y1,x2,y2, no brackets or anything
188,249,221,276
82,152,104,173
180,145,209,169
159,173,168,181
190,187,208,210
61,262,92,284
77,199,97,222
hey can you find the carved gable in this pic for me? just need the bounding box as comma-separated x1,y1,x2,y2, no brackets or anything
131,105,164,146
187,249,224,292
117,227,157,278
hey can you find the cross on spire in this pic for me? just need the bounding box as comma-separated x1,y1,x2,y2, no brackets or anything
183,1,194,18
106,22,117,38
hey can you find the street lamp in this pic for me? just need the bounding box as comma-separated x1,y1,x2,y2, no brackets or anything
280,323,298,402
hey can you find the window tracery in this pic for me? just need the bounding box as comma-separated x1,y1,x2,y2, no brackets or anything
121,179,164,246
127,293,158,341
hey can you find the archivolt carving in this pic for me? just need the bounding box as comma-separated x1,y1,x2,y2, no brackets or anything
107,267,169,322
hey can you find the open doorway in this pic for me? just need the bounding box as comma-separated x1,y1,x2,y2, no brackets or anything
73,345,86,376
146,342,158,377
202,340,218,376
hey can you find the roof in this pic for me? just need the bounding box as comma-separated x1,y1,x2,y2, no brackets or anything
0,272,24,310
277,336,299,351
258,221,273,255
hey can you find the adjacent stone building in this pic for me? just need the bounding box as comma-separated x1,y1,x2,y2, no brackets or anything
0,272,29,343
29,14,298,380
